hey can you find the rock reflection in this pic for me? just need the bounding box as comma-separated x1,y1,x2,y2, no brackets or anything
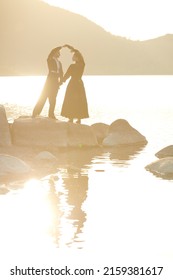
105,143,147,166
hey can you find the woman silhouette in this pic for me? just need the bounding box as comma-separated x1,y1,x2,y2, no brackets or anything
60,45,89,124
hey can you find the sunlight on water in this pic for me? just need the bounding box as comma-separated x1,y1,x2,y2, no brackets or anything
0,179,55,251
1,75,173,110
1,76,173,278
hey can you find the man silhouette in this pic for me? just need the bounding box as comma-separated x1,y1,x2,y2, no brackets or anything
32,46,63,119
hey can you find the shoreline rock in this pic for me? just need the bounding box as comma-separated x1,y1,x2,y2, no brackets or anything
0,105,148,148
11,116,147,148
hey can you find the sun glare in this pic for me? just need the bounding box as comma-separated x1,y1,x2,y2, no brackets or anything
0,76,45,106
17,179,54,233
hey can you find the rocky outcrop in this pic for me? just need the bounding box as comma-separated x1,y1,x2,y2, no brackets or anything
155,145,173,158
0,154,31,176
102,119,147,146
11,117,98,148
145,157,173,179
10,117,147,147
0,105,11,146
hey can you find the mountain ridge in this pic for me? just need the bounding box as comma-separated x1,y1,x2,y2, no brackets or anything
1,0,173,75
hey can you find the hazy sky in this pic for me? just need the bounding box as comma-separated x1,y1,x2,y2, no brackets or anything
43,0,172,40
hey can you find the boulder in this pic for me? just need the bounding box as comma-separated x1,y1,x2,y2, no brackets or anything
12,117,69,147
155,145,173,158
11,117,98,148
0,105,11,146
145,157,173,178
67,122,98,147
91,122,109,144
103,119,147,146
0,154,31,176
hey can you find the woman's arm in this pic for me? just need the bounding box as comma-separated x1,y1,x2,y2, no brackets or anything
62,64,73,83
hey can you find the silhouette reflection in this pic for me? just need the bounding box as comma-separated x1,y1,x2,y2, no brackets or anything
46,148,93,248
44,145,147,247
62,168,88,248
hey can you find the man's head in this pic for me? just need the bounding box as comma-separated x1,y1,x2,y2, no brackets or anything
51,46,62,58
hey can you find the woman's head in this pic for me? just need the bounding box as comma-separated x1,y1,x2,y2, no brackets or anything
72,49,85,64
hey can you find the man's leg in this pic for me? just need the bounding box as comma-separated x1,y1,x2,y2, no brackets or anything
48,92,57,119
32,94,47,117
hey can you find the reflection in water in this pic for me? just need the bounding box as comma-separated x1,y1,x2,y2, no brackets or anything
106,143,147,166
49,145,144,248
47,169,89,248
0,145,148,251
62,169,88,248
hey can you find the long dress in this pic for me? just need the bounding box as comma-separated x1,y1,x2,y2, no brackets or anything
61,61,89,119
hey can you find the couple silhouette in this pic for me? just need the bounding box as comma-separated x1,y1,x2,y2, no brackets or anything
32,44,89,124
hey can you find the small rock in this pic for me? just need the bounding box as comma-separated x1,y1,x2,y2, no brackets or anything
0,154,31,176
35,151,57,161
145,157,173,179
155,145,173,158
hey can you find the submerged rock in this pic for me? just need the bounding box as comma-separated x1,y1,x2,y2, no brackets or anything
0,105,11,146
34,151,57,161
145,157,173,179
0,154,31,176
155,145,173,158
103,119,147,146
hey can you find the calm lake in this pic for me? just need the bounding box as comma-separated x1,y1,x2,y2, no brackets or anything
0,75,173,279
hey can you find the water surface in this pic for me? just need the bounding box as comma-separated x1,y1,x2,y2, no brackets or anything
0,76,173,276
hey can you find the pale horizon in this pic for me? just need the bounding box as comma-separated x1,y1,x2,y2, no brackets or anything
42,0,173,41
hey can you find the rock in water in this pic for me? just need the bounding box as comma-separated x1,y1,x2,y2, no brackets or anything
0,154,31,176
145,157,173,179
103,119,147,146
155,145,173,158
